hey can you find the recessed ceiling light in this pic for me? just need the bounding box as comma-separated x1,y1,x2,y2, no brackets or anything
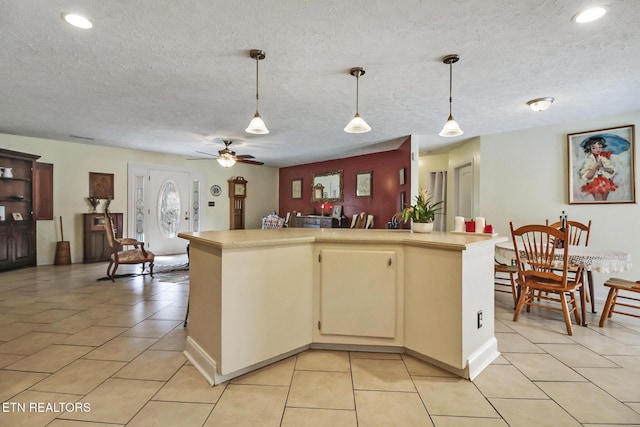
62,13,93,29
573,6,607,23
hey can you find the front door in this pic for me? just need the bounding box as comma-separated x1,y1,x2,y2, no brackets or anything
146,169,192,255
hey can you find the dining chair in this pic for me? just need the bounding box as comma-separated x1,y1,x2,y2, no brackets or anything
351,212,373,229
103,213,155,282
546,219,595,313
261,212,285,229
599,277,640,326
494,260,518,308
510,223,583,335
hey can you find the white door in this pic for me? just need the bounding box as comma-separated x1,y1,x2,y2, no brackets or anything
147,169,192,255
455,162,474,219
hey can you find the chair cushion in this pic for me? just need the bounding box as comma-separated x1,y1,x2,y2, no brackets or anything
112,249,154,264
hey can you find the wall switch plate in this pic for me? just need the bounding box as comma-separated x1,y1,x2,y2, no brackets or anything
477,310,483,328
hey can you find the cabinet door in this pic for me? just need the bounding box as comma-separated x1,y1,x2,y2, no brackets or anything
0,225,10,267
319,249,397,338
34,162,54,220
11,223,35,267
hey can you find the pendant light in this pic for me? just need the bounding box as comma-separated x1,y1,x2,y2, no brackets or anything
344,67,371,133
439,54,464,137
245,49,269,134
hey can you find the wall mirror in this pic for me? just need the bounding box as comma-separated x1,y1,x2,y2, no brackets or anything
312,170,343,202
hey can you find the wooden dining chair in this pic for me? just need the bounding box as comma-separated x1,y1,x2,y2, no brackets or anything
599,278,640,326
546,219,595,313
103,213,155,282
495,260,518,308
510,223,583,335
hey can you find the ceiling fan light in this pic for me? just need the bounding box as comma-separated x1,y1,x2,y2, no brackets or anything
344,113,372,133
245,112,269,134
216,155,236,168
439,116,464,137
527,97,554,111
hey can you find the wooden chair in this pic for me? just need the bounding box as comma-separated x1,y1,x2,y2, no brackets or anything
599,278,640,326
350,212,374,229
495,260,519,308
103,213,155,282
546,219,595,313
510,223,583,335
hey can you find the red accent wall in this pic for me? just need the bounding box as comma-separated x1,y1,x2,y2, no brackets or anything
279,137,412,228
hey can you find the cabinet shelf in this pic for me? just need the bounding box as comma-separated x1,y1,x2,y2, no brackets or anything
0,177,31,183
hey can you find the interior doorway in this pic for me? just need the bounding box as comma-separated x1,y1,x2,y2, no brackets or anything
454,161,474,220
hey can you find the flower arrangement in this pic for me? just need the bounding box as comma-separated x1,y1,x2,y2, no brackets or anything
393,189,443,224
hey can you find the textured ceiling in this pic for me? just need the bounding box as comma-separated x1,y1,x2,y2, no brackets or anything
1,0,640,167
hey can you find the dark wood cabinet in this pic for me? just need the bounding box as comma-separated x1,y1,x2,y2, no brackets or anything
83,213,123,263
0,148,39,271
290,215,339,228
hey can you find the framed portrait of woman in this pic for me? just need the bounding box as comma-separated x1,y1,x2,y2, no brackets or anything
567,125,636,204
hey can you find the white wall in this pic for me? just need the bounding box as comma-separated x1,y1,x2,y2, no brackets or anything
0,134,279,265
479,110,640,299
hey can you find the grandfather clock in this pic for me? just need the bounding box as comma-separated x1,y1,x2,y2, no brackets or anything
229,177,247,230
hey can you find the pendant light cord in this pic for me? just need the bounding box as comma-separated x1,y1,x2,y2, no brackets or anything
448,61,453,117
355,74,360,114
255,57,260,112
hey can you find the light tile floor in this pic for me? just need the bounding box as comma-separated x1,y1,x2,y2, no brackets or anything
1,256,640,426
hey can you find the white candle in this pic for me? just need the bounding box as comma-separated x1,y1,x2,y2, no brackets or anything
475,217,485,233
454,216,465,232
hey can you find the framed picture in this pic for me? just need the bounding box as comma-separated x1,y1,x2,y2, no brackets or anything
399,168,406,185
0,206,5,221
89,172,114,199
332,204,342,218
12,212,23,221
291,178,302,199
400,191,406,210
567,125,636,204
356,171,372,198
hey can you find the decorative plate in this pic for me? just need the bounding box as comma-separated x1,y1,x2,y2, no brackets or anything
210,185,222,197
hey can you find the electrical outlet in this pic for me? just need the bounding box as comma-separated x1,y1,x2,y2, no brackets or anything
477,310,483,328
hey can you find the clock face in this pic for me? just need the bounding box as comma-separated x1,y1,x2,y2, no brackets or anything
210,185,222,197
234,183,245,196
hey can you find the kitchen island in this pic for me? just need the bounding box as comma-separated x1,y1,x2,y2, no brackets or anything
178,228,506,385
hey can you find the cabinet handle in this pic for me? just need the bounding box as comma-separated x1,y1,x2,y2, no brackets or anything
388,258,392,267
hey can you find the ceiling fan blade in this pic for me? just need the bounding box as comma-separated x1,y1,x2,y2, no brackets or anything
195,150,217,157
237,159,264,165
236,154,255,159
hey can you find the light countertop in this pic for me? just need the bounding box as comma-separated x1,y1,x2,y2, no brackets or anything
178,228,507,250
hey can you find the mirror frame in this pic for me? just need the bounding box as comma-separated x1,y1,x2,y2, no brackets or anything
311,170,343,202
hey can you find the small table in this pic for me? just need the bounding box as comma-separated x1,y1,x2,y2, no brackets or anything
495,242,632,325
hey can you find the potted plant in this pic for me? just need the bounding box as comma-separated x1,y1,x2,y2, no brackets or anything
393,189,443,233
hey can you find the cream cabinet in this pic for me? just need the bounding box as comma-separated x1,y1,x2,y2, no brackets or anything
318,248,398,339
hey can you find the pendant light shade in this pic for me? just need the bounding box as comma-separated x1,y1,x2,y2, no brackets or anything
344,67,371,133
439,54,464,138
245,49,269,135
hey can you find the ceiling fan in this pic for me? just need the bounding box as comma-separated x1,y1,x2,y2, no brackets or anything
189,140,264,167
